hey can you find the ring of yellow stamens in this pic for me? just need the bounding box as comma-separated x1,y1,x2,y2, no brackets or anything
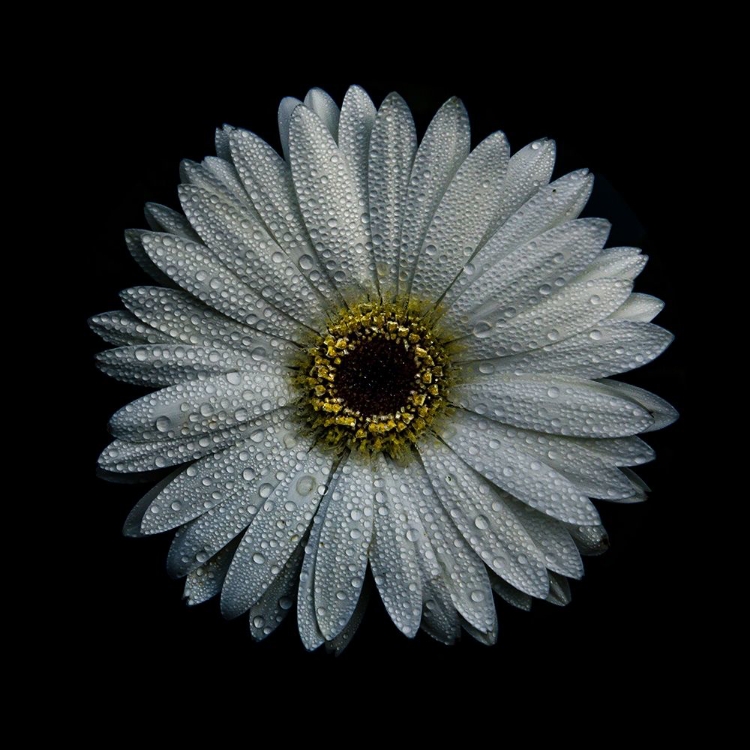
294,300,453,459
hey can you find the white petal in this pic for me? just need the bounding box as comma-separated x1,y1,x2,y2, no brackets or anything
495,138,556,222
166,429,311,579
304,88,340,141
296,490,332,652
183,543,237,606
119,286,298,359
139,411,297,534
220,447,334,619
278,96,302,162
248,545,303,641
180,158,258,218
419,438,550,598
122,468,183,538
124,229,176,288
566,523,610,556
227,127,342,303
178,184,326,324
499,494,583,579
338,86,377,205
609,293,665,323
95,344,251,387
546,573,572,606
145,202,201,240
420,577,461,645
441,409,600,526
576,247,646,282
109,367,293,442
490,573,533,611
598,379,678,432
313,455,375,640
440,169,594,314
140,231,308,341
446,218,611,334
368,93,417,297
98,414,279,474
461,615,498,645
88,310,172,347
459,277,633,360
408,131,510,303
369,454,423,637
289,106,374,299
326,585,369,655
400,97,470,296
406,460,497,633
452,374,654,438
458,320,673,380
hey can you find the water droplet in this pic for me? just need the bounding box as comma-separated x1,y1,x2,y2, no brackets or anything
296,475,315,496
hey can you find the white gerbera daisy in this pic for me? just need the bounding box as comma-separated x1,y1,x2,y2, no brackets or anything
91,85,676,652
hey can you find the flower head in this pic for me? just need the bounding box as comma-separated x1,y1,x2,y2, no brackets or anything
91,86,676,651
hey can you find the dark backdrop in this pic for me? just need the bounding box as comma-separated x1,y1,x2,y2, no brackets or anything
69,79,692,703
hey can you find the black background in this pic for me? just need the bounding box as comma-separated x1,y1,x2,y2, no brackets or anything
67,76,694,709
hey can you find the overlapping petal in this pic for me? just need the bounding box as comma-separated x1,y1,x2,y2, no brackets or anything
92,85,675,652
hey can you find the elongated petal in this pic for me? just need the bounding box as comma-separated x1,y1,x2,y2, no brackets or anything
441,409,600,525
495,138,556,223
368,93,417,296
220,447,334,619
400,97,470,294
598,379,678,432
278,96,302,162
440,169,594,313
546,573,572,606
145,202,201,240
499,493,583,579
88,310,173,347
610,293,665,323
296,487,332,652
183,543,238,606
167,429,311,579
305,88,340,140
248,545,303,641
289,106,374,298
576,247,646,282
140,232,308,341
452,374,654,438
490,573,533,611
446,218,610,333
408,131,510,302
338,85,377,204
405,460,497,633
458,320,673,380
313,455,374,640
420,577,462,644
124,228,176,287
370,454,423,637
109,366,293,443
227,127,339,301
140,410,296,534
98,410,284,474
119,286,298,359
178,184,325,323
459,278,633,360
96,344,250,387
419,438,550,598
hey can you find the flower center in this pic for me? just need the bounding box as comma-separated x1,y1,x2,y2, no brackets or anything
295,301,453,458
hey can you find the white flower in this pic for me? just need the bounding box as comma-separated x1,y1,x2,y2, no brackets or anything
91,85,676,652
